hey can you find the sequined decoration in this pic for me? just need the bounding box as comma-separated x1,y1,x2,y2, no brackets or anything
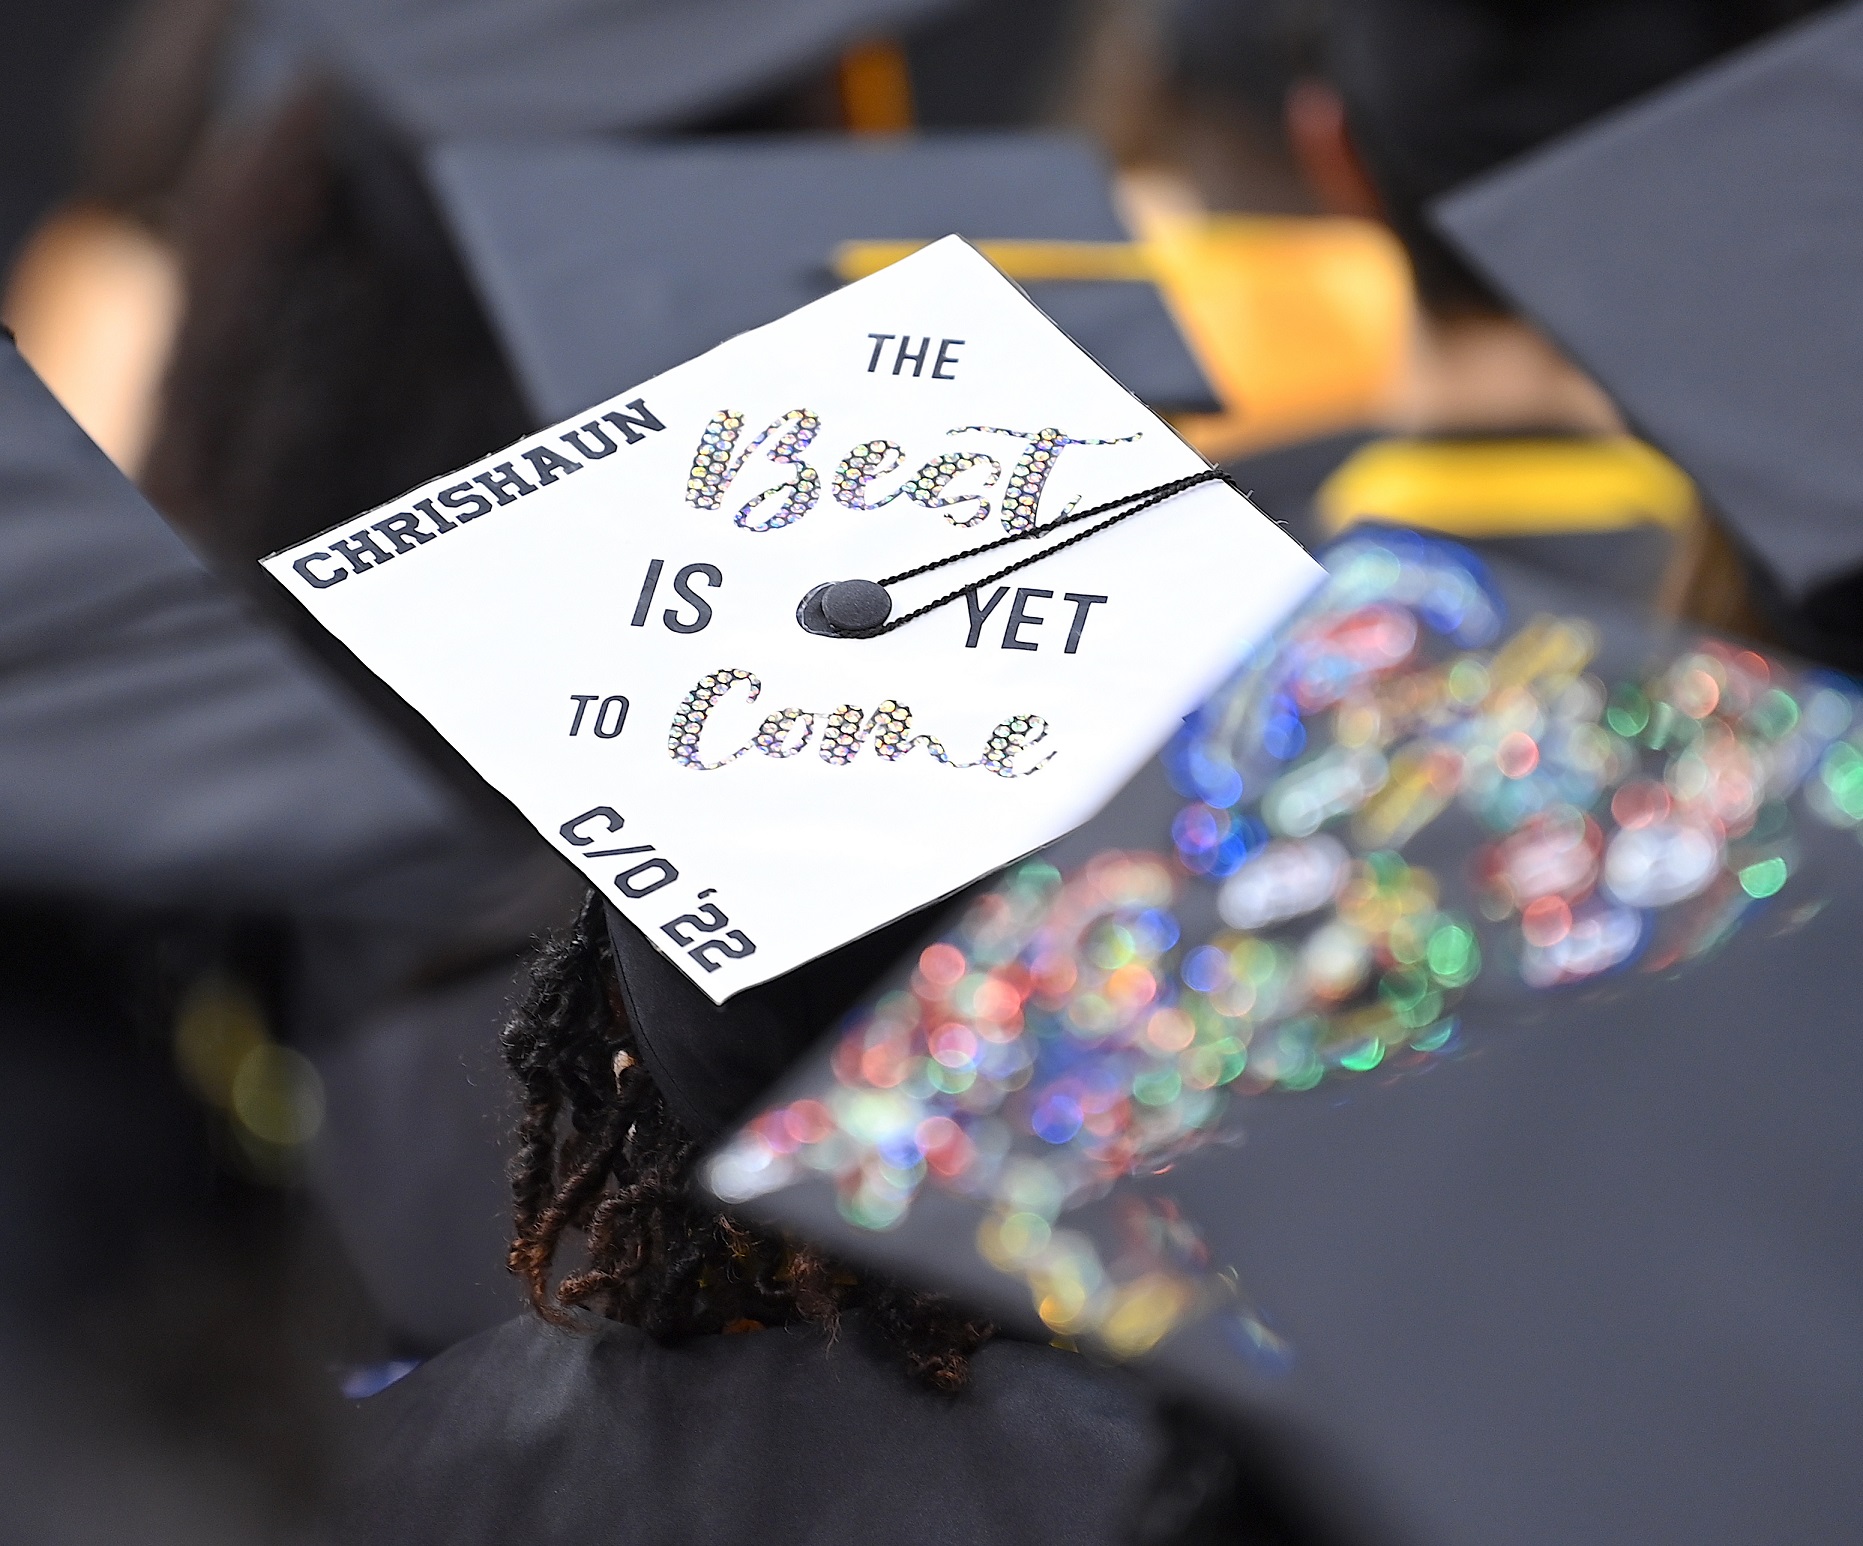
684,407,821,532
670,682,1051,774
894,452,1001,528
1167,529,1855,1005
976,714,1053,779
710,855,1246,1357
831,440,905,510
668,669,759,769
684,410,743,508
956,426,1143,533
752,708,813,758
818,701,954,767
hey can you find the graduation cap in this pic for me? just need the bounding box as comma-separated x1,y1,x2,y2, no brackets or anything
1431,2,1863,612
426,131,1220,422
1322,0,1828,313
707,526,1863,1543
263,235,1315,1135
242,0,964,139
0,335,519,924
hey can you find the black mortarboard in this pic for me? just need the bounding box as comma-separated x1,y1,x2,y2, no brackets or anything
1433,1,1863,615
709,527,1863,1544
0,337,512,923
425,132,1219,420
246,0,963,138
1326,0,1832,309
1327,0,1818,211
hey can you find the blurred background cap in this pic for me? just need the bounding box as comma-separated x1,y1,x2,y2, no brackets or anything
425,131,1219,421
0,311,541,1542
1136,854,1863,1546
1327,0,1831,315
711,530,1863,1546
1434,1,1863,643
0,333,519,925
234,0,966,138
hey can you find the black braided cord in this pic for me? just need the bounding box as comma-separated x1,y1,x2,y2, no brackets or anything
868,468,1235,635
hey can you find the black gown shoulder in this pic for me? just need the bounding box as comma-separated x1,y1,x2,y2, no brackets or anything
331,1313,1165,1546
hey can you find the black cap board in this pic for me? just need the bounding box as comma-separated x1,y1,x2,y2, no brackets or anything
0,338,515,923
1326,0,1822,218
707,527,1863,1545
1324,0,1832,311
245,0,962,138
1432,1,1863,607
424,131,1219,421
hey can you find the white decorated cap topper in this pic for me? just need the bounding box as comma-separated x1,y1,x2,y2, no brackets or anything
265,238,1321,1000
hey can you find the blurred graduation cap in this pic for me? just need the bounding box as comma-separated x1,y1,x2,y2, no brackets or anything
0,335,517,924
426,131,1218,421
901,0,1086,129
705,528,1863,1545
0,348,473,1540
242,0,964,138
1432,1,1863,613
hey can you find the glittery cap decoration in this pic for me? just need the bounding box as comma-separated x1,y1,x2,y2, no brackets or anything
712,529,1863,1361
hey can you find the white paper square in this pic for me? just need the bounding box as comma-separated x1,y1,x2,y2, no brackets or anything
265,238,1321,999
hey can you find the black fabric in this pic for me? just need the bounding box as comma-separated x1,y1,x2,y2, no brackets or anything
1434,0,1863,608
0,909,200,1316
1739,555,1863,678
1328,0,1830,310
0,909,354,1539
608,899,959,1140
1146,851,1863,1546
0,1309,285,1546
0,337,519,924
331,1312,1165,1546
0,336,561,1377
309,960,528,1354
1480,525,1675,607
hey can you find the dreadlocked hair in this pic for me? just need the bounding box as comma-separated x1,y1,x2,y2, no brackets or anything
502,891,994,1392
